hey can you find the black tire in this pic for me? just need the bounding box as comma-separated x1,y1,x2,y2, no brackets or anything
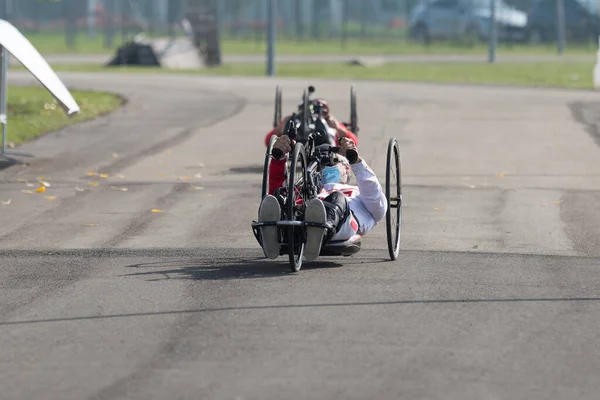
261,134,277,200
385,137,402,260
286,143,308,272
274,85,282,128
301,89,310,140
350,85,358,135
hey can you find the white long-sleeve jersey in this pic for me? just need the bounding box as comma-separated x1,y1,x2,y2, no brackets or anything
318,160,388,241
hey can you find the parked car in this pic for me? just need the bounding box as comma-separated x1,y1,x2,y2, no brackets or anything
408,0,528,43
526,0,600,44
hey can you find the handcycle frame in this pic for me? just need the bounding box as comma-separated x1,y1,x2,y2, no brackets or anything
263,85,355,200
253,90,402,272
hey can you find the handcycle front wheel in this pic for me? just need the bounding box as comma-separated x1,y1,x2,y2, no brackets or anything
273,85,282,128
385,137,402,260
261,134,278,200
350,85,358,135
286,142,308,272
301,88,310,139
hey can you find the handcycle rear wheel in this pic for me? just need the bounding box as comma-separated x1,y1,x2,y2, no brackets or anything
261,134,277,200
273,85,282,128
301,89,310,139
350,85,358,135
385,137,402,260
286,143,308,272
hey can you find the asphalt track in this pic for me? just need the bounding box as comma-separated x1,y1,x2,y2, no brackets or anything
1,71,600,399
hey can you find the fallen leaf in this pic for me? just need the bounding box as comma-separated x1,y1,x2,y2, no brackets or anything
157,173,165,178
75,187,85,192
496,172,505,178
36,186,46,193
194,173,202,179
151,209,165,213
110,186,128,192
88,182,99,187
7,142,15,148
434,207,444,211
38,180,51,187
87,171,99,176
1,199,11,205
26,181,34,187
192,186,204,190
112,153,119,158
196,162,205,167
86,223,99,227
99,174,109,179
554,201,561,205
115,173,125,179
16,178,26,183
22,190,33,194
44,196,56,201
177,176,190,181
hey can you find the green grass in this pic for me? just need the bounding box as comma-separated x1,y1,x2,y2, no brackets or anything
22,61,596,90
26,33,116,54
220,38,598,56
6,86,124,145
22,32,599,57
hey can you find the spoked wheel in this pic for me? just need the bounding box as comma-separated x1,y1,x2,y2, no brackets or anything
301,89,310,140
273,85,282,128
286,143,308,272
261,134,277,200
350,85,358,135
385,137,402,260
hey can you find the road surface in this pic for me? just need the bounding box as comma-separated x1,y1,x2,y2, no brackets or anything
1,72,600,399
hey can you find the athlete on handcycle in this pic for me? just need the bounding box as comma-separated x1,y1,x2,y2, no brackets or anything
257,131,387,262
264,98,359,148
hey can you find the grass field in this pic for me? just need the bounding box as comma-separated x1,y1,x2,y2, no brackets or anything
23,32,599,57
5,86,123,146
24,61,595,90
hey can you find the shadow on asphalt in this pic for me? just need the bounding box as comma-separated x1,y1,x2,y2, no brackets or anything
116,246,390,281
121,256,350,281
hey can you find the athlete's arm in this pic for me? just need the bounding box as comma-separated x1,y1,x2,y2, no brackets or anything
351,160,387,222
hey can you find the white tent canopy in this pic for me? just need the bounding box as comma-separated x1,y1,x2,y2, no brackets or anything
0,19,80,115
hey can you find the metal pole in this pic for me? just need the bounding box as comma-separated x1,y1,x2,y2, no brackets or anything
488,0,497,63
105,0,115,48
88,0,97,39
294,0,303,40
267,0,276,76
121,0,126,43
341,0,348,49
556,0,566,54
0,46,7,156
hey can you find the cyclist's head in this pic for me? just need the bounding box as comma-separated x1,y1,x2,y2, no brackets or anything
312,98,329,117
297,98,329,118
322,154,351,185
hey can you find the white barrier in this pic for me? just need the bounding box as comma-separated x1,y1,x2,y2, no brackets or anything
0,19,80,162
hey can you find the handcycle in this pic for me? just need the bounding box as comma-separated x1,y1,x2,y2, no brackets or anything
251,113,403,273
272,84,358,134
263,84,358,200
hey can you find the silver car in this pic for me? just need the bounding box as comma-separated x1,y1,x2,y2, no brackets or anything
409,0,528,43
